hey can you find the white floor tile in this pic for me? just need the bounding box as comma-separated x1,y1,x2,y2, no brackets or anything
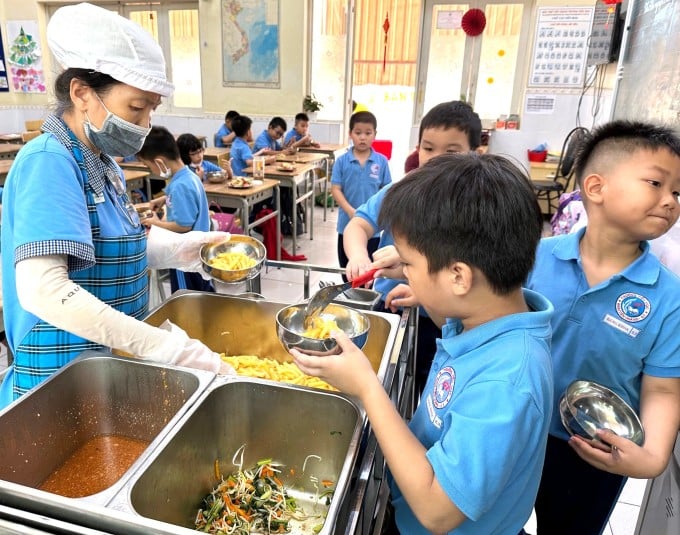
618,477,648,506
608,502,640,535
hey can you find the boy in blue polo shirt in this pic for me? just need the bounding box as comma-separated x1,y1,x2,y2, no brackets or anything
283,112,321,150
291,153,553,534
527,121,680,534
229,115,276,176
331,111,391,270
253,116,288,155
343,101,482,397
136,126,213,293
215,110,239,147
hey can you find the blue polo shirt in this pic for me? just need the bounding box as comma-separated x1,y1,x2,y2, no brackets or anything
331,148,391,234
189,159,222,179
215,124,231,147
391,289,554,534
354,185,398,298
165,166,210,231
254,130,281,152
284,129,303,146
527,228,680,440
229,137,253,176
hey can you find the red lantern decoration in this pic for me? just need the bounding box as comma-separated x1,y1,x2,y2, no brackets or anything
461,8,486,37
601,0,622,4
382,13,390,73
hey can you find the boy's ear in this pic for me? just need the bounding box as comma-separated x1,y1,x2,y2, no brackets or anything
474,146,485,154
448,261,473,296
581,173,605,205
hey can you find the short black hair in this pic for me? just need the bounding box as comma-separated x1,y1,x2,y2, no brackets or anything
379,153,542,295
350,111,377,130
176,133,203,165
418,101,482,150
137,126,180,161
231,115,252,138
225,110,239,122
53,68,121,116
574,120,680,186
269,116,287,131
295,112,309,123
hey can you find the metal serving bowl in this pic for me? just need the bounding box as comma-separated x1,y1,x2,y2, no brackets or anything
559,379,645,447
206,170,227,183
200,234,266,283
276,303,370,355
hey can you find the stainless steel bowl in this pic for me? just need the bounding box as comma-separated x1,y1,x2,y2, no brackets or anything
206,170,226,183
559,380,644,447
342,287,380,302
276,303,370,354
200,235,266,283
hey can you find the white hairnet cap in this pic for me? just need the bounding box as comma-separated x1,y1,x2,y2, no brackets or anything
47,2,174,97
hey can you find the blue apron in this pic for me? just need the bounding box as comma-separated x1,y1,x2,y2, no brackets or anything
1,133,148,404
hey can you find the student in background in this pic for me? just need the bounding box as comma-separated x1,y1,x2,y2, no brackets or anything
284,112,321,150
137,126,214,293
343,100,482,396
526,121,680,534
253,116,288,155
229,116,277,176
331,111,391,271
215,110,239,147
177,133,232,182
291,153,553,534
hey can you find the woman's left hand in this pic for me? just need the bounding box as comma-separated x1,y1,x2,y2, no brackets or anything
146,226,230,275
568,430,653,478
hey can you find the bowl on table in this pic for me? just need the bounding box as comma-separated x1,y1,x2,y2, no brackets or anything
276,303,370,355
559,379,645,449
206,170,227,183
200,234,266,283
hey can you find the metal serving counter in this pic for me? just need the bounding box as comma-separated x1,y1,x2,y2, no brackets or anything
0,289,418,535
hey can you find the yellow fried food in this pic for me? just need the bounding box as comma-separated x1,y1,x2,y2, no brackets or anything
302,316,340,340
208,251,256,271
221,354,337,391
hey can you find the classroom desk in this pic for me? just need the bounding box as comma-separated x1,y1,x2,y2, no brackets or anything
276,151,330,220
529,161,560,216
244,162,317,256
203,147,231,165
0,144,24,160
0,134,22,144
0,159,13,186
122,169,151,200
203,178,281,260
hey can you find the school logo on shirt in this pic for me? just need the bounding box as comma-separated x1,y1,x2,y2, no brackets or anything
369,163,381,179
615,292,650,323
432,366,455,409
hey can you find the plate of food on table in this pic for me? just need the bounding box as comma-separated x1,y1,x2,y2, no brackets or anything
228,176,254,188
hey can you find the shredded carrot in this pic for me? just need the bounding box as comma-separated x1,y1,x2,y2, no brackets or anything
321,479,334,488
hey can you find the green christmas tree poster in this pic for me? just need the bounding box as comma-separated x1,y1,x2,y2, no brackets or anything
6,20,46,93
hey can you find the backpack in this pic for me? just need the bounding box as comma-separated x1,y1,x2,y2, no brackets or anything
550,190,585,236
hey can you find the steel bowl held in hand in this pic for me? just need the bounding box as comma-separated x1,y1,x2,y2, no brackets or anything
276,303,370,355
559,379,645,448
200,235,266,283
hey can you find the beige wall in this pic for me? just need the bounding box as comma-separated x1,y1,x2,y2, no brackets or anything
0,0,311,117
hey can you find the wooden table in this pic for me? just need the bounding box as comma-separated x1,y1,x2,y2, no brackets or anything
529,161,560,216
244,162,317,255
204,147,231,164
276,151,330,220
122,168,151,200
203,178,281,260
0,134,22,144
0,159,14,186
0,144,24,160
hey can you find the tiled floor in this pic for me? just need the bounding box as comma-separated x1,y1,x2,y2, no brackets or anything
0,196,647,534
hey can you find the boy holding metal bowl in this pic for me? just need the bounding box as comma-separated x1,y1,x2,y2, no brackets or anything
526,121,680,534
291,153,554,534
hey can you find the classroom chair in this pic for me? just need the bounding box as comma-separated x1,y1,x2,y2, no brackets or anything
531,126,588,216
21,131,41,143
24,119,44,132
372,139,393,160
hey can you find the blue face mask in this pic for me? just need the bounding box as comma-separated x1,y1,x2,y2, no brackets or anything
84,96,151,157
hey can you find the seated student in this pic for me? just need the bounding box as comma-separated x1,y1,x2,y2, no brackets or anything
284,112,321,150
215,110,239,147
229,115,277,176
177,133,232,182
290,153,553,534
526,121,680,535
253,116,288,155
344,100,482,397
136,126,214,293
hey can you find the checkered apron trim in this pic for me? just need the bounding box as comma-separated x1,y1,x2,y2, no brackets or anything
12,132,148,398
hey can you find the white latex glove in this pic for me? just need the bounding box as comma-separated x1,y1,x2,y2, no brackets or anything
158,320,236,375
147,225,230,279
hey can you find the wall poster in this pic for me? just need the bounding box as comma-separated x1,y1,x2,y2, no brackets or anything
5,20,46,93
529,7,594,88
0,26,8,91
222,0,280,88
